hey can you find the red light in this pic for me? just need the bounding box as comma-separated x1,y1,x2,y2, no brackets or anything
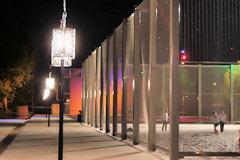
181,54,187,61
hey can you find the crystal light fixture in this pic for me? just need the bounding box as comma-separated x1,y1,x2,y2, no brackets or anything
46,72,55,90
51,28,76,66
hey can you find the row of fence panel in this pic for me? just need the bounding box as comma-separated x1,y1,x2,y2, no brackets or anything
81,0,240,157
81,0,179,157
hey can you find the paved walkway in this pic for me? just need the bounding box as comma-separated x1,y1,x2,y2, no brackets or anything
0,115,166,160
0,126,16,142
1,115,240,160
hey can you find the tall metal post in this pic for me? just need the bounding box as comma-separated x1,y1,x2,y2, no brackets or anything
169,0,180,159
91,55,95,126
113,31,118,136
87,59,90,125
100,47,104,130
121,18,128,140
106,38,110,133
48,104,51,127
59,59,64,160
133,9,140,145
198,64,202,122
230,65,234,123
95,49,101,128
46,104,48,118
148,0,157,151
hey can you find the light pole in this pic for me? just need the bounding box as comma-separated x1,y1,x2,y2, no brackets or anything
46,72,55,127
43,88,50,117
51,0,75,159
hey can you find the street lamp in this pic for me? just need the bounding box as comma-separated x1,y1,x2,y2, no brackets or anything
51,28,75,67
45,72,55,127
51,0,75,159
43,89,50,101
46,72,55,90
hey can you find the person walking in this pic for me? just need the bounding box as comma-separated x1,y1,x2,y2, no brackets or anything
219,109,227,132
162,108,169,131
211,111,220,135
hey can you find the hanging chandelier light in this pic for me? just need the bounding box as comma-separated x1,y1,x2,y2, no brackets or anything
51,0,76,67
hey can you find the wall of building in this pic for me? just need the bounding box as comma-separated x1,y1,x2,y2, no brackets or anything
69,77,82,115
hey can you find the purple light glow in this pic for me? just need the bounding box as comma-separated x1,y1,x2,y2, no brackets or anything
0,119,26,122
110,68,113,82
117,67,122,80
31,116,71,119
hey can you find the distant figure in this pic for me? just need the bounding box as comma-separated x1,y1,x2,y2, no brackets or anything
219,110,227,132
162,108,169,131
210,111,220,135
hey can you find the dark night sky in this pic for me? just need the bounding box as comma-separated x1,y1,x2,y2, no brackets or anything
0,0,143,72
0,0,143,103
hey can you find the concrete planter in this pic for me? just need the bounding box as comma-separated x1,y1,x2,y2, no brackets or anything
17,105,29,117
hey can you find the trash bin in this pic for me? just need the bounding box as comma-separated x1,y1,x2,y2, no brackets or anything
77,110,82,123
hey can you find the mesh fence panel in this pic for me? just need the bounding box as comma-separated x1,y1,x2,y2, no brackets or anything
154,0,171,150
93,52,97,127
115,25,123,136
201,66,230,119
178,65,232,152
179,66,198,118
125,16,134,138
233,65,240,121
101,40,107,129
96,47,101,127
90,54,95,126
108,36,114,134
86,58,90,124
80,0,240,154
136,0,150,144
